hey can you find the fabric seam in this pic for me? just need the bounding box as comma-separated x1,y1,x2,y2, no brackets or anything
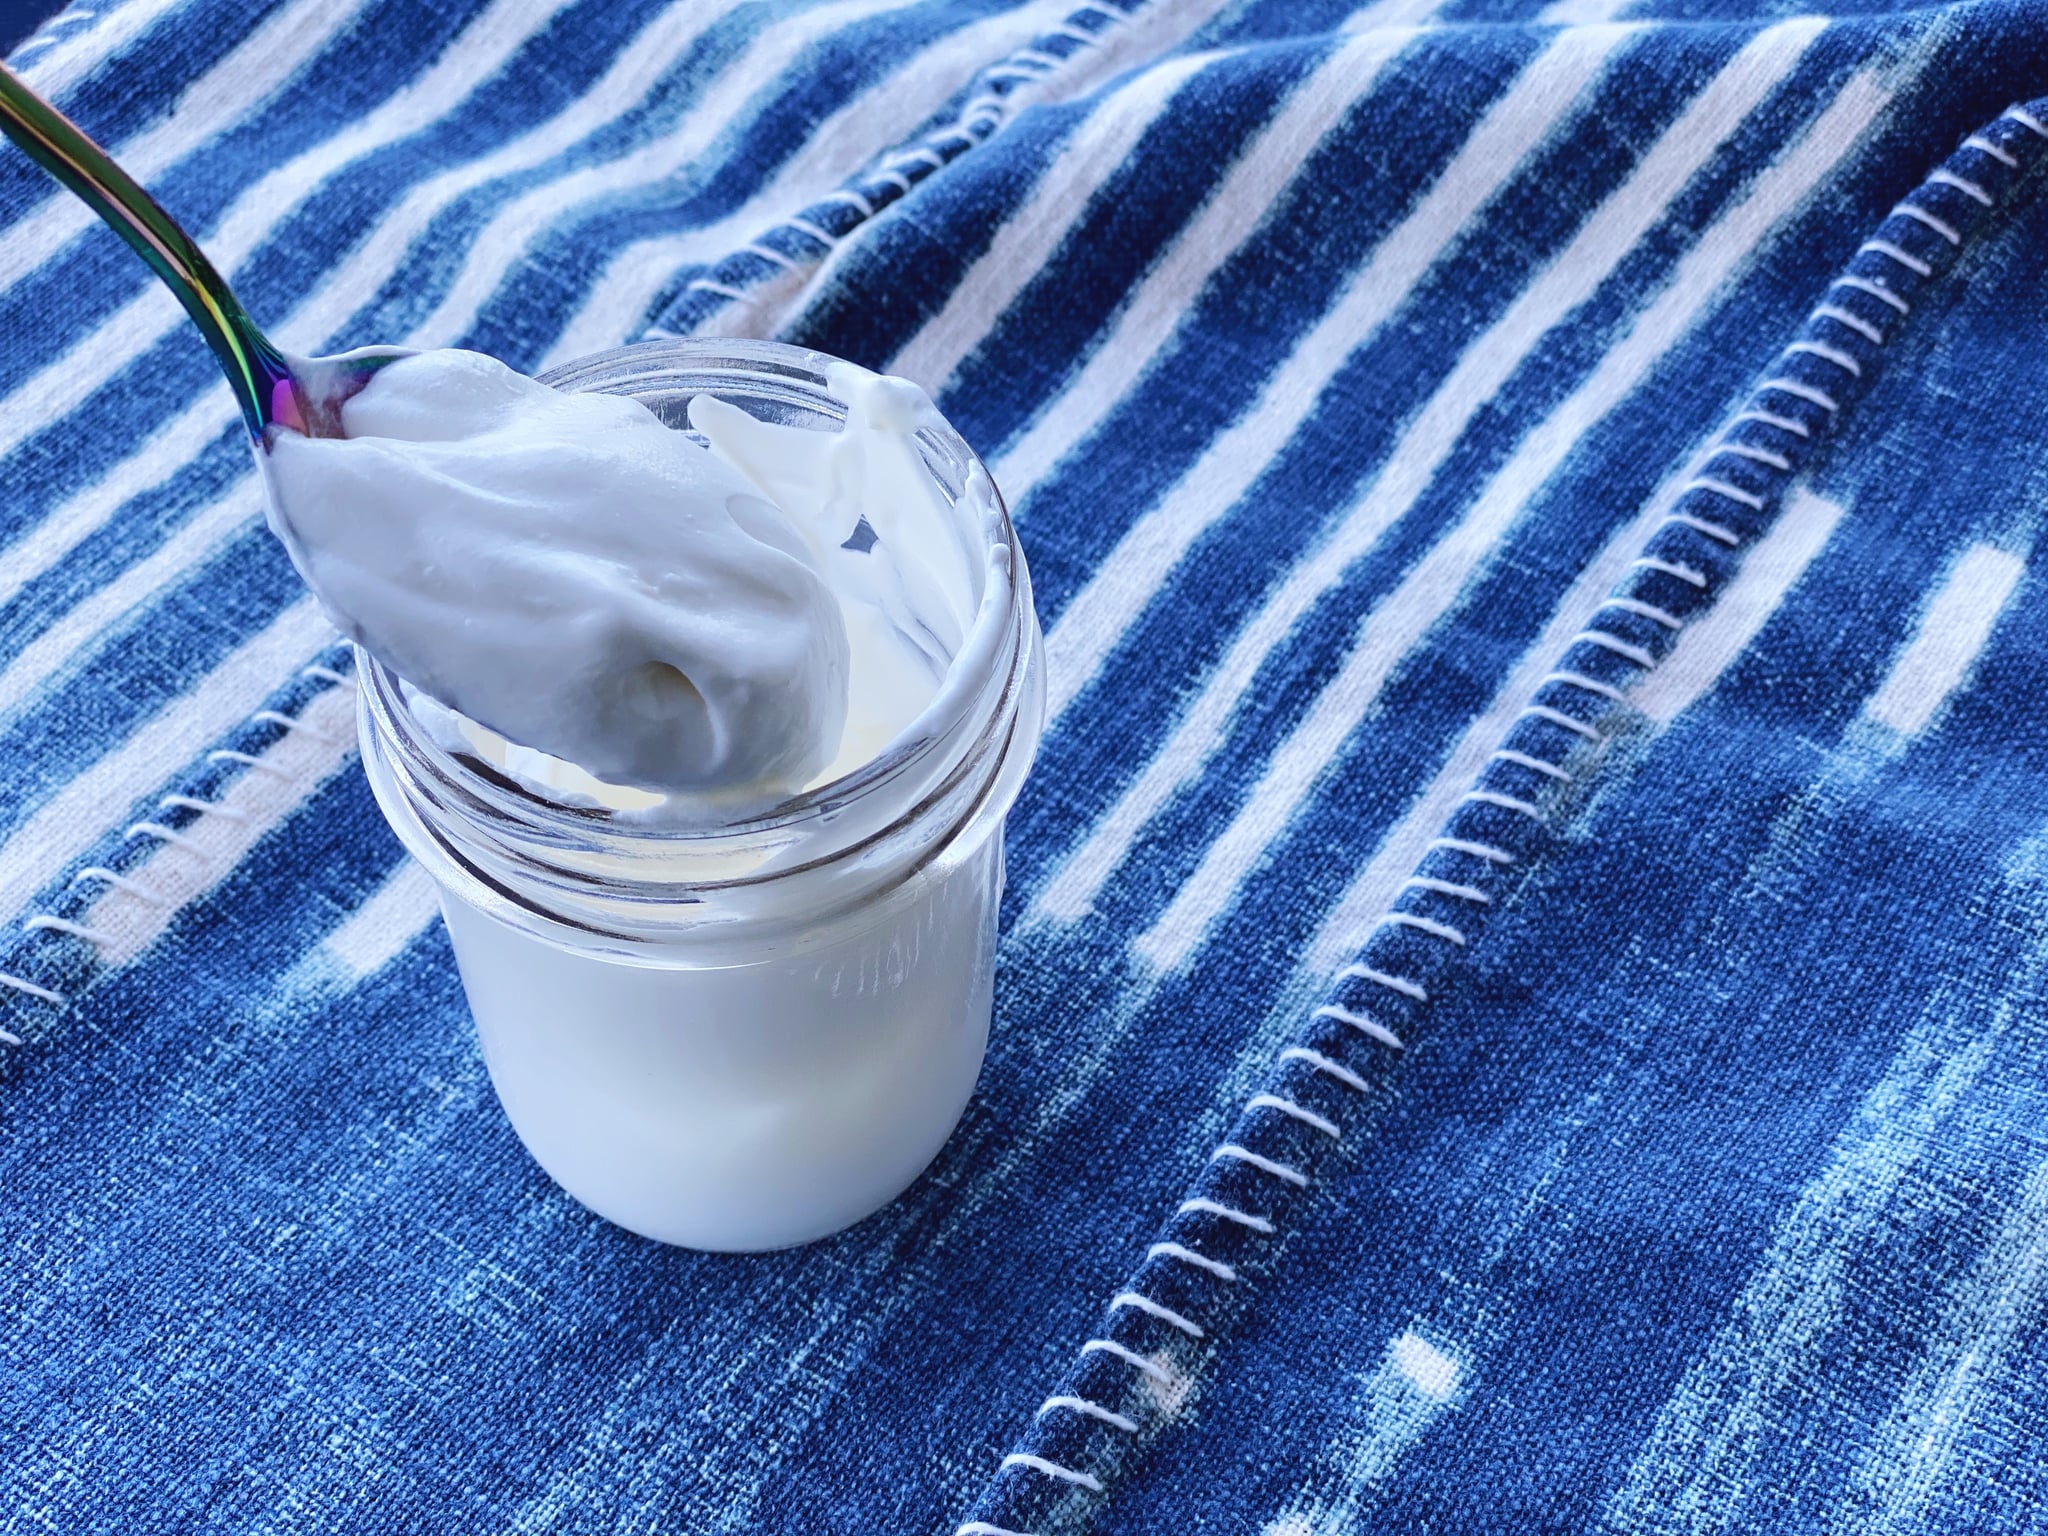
951,97,2048,1536
0,652,356,1041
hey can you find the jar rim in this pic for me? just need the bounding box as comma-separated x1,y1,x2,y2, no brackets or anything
350,337,1045,948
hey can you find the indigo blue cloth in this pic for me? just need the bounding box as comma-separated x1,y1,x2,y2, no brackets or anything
4,0,2048,1531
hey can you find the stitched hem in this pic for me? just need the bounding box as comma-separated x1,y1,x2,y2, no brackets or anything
949,96,2048,1536
0,646,357,1045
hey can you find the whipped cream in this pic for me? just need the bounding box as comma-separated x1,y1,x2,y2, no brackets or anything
260,348,975,801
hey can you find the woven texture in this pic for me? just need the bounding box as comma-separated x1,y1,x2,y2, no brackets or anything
4,0,2048,1531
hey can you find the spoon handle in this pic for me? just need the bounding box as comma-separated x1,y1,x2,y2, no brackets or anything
0,61,291,437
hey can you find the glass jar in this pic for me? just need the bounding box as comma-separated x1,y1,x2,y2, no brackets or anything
352,338,1045,1251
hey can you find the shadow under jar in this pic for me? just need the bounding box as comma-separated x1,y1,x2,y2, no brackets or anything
351,338,1045,1251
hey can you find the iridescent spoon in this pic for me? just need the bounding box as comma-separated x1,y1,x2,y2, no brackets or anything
0,61,408,438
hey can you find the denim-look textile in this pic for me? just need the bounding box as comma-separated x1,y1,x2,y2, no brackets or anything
3,0,2046,1530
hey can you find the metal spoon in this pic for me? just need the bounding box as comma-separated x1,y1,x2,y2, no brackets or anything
0,60,409,440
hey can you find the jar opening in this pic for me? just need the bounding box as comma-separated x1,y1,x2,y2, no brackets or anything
352,338,1045,955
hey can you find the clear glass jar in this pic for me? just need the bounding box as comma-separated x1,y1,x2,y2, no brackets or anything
352,338,1044,1251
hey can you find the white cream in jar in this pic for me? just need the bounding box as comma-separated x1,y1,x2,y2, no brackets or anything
261,339,1044,1250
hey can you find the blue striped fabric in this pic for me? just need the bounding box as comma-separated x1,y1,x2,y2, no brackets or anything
5,0,2048,1529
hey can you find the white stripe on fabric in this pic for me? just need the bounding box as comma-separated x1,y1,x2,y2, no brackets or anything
1137,60,1889,972
13,0,187,99
1602,981,2016,1533
1039,17,1821,729
886,49,1223,388
1043,19,1827,928
1860,542,2024,737
0,483,260,723
1302,460,1702,968
856,0,1267,307
83,681,359,966
1031,23,1632,921
1389,1329,1460,1399
0,397,230,618
7,0,583,403
614,0,1250,361
1302,484,1850,968
765,0,1245,364
1632,487,1846,724
991,19,1428,497
537,0,1098,369
1534,0,1635,22
1850,1153,2048,1536
1338,0,1443,28
0,598,332,920
406,0,918,353
1256,1326,1470,1536
324,858,441,979
0,0,372,298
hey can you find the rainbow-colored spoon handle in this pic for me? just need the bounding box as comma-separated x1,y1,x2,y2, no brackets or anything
0,60,298,437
